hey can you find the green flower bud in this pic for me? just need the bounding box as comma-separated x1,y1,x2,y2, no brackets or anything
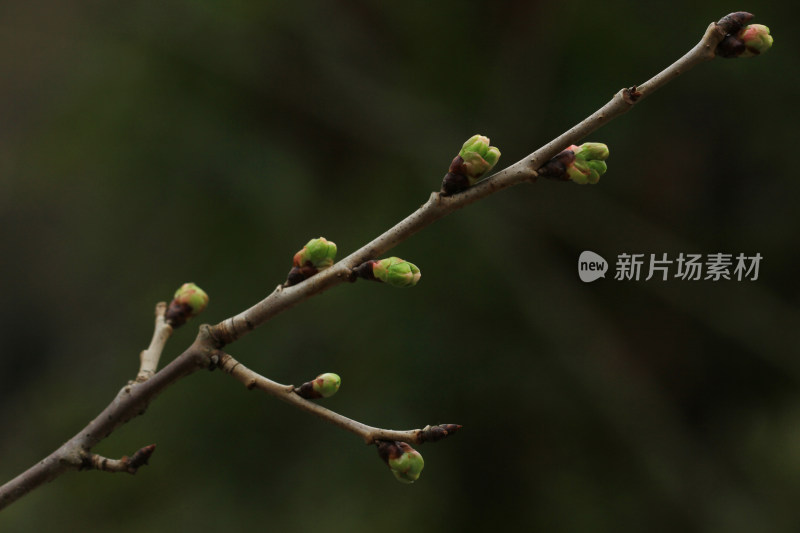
458,134,501,184
295,372,341,399
175,283,209,314
460,134,491,156
574,142,609,161
740,24,773,57
293,237,337,269
716,18,773,59
287,237,337,286
372,257,421,288
165,282,209,327
313,373,341,398
442,134,501,194
566,142,609,185
377,441,424,484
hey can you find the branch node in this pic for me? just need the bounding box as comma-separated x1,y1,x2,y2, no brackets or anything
622,85,642,104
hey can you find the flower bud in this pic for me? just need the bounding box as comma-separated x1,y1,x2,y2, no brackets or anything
717,23,773,58
539,142,609,185
574,142,609,161
458,135,501,183
570,142,609,184
740,24,773,57
286,237,337,286
441,134,501,195
372,257,421,288
165,282,209,328
377,441,424,484
294,237,337,269
295,372,341,399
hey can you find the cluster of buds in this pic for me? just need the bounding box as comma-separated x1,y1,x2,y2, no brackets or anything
377,441,424,484
165,282,208,328
286,237,337,286
351,257,421,288
294,373,341,399
715,12,773,58
538,142,609,185
441,134,501,195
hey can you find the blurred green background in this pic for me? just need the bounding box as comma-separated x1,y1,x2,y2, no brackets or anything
1,1,798,531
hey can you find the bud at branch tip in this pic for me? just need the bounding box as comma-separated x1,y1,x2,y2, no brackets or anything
165,282,209,328
716,12,773,59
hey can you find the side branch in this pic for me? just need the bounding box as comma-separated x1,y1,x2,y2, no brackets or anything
136,302,173,382
217,352,459,445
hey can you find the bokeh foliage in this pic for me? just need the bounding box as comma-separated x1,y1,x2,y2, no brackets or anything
1,1,798,531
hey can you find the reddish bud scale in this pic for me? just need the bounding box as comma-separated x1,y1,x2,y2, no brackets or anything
352,261,378,281
286,263,319,286
294,381,322,399
376,440,418,465
442,156,470,195
538,148,577,181
165,301,193,328
716,36,746,58
716,11,754,35
127,444,157,470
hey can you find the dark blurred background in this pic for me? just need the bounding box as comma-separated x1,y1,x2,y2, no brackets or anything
1,1,798,531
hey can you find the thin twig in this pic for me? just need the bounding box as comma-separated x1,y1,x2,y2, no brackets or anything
217,352,459,445
136,302,173,383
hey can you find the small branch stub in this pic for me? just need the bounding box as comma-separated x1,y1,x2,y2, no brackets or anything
286,237,337,286
376,441,425,484
165,283,209,328
81,444,157,474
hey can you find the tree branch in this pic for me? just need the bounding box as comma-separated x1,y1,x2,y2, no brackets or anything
0,12,769,511
207,17,732,348
0,328,214,511
217,352,460,445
